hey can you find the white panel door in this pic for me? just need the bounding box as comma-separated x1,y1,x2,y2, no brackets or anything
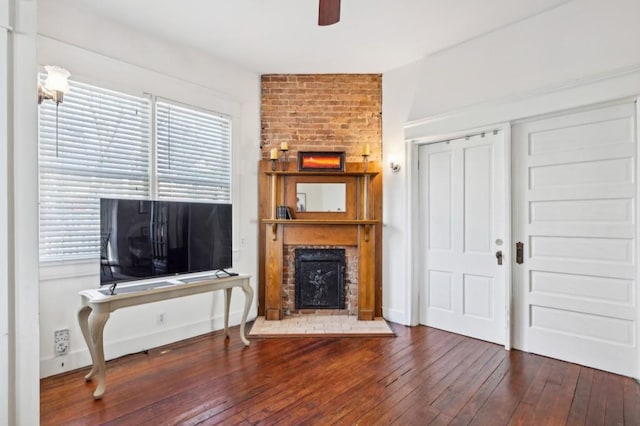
419,131,507,344
513,102,638,377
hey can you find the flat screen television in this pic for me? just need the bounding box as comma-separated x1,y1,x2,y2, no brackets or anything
100,198,233,286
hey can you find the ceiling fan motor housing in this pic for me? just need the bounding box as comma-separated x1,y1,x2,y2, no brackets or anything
318,0,341,26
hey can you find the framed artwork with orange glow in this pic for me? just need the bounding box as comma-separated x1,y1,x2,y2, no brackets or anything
297,151,345,172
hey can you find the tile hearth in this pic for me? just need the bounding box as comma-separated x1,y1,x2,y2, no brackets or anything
248,315,394,337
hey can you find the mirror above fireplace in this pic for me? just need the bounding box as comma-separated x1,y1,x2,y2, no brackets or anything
295,183,346,212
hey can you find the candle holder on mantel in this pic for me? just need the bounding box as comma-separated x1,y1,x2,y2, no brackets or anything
269,148,279,171
361,144,371,172
362,153,370,172
280,148,289,171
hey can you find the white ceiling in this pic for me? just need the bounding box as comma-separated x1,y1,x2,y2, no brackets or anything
53,0,571,74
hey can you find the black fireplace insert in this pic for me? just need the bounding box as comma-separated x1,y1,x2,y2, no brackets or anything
295,248,346,309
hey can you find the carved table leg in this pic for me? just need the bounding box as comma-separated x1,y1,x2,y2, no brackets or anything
88,310,110,399
240,280,254,346
77,305,97,381
224,287,232,339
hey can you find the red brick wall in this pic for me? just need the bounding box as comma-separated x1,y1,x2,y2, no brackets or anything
261,74,382,162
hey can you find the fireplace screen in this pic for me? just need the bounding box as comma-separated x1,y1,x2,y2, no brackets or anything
295,248,346,309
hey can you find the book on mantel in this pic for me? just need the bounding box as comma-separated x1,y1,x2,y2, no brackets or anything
276,206,293,219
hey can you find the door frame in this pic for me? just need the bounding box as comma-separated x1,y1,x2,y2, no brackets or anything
407,122,512,349
637,98,640,381
0,23,9,426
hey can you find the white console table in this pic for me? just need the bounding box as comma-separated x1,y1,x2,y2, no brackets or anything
77,273,253,399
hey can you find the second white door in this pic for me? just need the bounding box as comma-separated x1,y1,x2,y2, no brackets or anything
512,102,638,377
419,131,507,345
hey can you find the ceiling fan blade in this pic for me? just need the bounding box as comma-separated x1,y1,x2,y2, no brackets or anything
318,0,341,26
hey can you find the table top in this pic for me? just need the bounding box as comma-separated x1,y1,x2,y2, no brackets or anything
80,273,251,305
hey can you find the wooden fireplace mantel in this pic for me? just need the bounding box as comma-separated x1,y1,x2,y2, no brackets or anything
258,160,383,321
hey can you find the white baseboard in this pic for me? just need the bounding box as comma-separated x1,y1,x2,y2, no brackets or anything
40,308,257,378
382,307,410,326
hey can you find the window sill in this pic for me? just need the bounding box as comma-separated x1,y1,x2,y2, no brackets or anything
39,257,98,281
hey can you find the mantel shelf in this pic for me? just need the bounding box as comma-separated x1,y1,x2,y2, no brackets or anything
264,171,379,177
262,219,380,225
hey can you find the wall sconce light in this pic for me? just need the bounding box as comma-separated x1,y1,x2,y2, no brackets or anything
38,65,71,157
38,65,71,105
389,161,401,173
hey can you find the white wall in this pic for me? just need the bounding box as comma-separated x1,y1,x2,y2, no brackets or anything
408,0,640,122
0,8,10,426
37,2,261,378
381,0,640,325
7,0,41,423
381,60,423,324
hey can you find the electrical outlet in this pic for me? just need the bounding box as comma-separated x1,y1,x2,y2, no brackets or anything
157,313,166,326
54,329,70,356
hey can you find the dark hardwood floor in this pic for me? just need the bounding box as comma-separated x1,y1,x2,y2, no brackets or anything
40,322,640,425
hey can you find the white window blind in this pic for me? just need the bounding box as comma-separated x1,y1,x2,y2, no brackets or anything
156,100,232,202
39,80,151,260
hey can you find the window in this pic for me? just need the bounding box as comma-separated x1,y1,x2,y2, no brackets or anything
156,100,232,202
39,80,233,261
39,81,151,260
